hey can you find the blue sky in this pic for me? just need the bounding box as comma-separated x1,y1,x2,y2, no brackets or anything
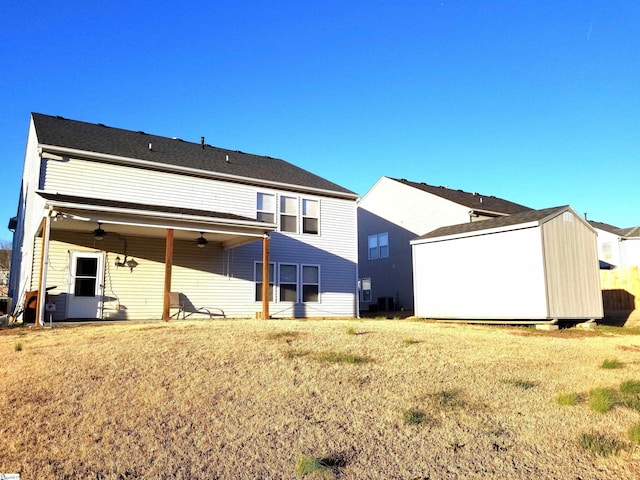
1,1,638,245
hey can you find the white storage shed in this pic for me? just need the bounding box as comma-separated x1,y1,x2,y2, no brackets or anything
411,206,603,321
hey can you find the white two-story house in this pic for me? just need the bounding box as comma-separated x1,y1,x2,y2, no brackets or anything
357,176,532,313
9,113,359,324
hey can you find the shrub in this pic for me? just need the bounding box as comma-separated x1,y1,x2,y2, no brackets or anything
556,392,580,406
579,432,624,457
402,338,419,345
601,358,623,369
14,343,23,352
589,387,617,413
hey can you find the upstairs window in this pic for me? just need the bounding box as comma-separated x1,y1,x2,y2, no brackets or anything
257,193,275,223
280,196,298,233
368,233,389,260
302,199,319,234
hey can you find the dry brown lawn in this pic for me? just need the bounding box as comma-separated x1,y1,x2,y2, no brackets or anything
1,319,640,479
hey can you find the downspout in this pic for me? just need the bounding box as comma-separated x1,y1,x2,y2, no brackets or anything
36,209,52,326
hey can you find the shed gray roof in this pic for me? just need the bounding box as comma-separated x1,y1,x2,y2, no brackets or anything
32,113,356,197
414,206,570,242
391,178,532,215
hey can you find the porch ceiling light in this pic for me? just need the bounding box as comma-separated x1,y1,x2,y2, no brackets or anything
93,222,106,240
196,232,208,248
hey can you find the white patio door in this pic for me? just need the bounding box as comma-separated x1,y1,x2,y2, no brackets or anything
67,252,104,319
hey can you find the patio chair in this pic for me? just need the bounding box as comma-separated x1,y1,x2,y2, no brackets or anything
170,292,225,319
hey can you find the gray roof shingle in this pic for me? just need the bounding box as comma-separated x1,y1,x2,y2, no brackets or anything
32,113,356,197
391,178,532,215
413,206,570,242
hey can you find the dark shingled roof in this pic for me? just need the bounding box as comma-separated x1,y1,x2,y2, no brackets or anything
37,192,267,224
32,113,356,197
589,221,640,238
391,178,532,215
414,206,571,242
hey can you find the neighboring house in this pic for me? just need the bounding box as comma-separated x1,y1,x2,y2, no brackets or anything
589,221,640,269
357,176,531,312
411,206,603,321
10,113,359,324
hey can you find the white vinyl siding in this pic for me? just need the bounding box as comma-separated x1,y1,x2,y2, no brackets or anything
33,152,357,319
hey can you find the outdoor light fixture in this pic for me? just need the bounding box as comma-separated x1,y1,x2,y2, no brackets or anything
93,222,106,240
115,255,138,272
196,232,208,248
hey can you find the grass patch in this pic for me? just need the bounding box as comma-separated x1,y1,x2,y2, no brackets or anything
628,423,640,444
403,408,427,425
601,358,623,369
428,389,466,408
313,351,371,365
284,348,311,359
295,455,332,476
266,330,302,340
579,432,625,457
620,380,640,411
556,392,580,406
505,379,536,390
589,387,617,413
619,380,640,395
598,325,640,336
345,326,357,336
14,343,23,352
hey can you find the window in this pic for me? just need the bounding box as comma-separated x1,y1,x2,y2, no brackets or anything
359,278,371,302
74,257,98,297
279,264,298,302
257,193,275,223
280,196,298,233
302,199,319,234
368,233,389,260
302,265,319,302
255,262,275,302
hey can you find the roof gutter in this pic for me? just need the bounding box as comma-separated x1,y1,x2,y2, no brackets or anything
39,144,360,200
39,195,277,232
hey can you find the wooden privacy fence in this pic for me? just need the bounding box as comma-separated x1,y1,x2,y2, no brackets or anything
600,266,640,311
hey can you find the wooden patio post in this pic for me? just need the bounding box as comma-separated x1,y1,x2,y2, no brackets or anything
162,228,174,322
261,234,270,320
35,214,51,327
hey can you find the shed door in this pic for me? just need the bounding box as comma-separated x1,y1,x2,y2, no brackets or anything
67,252,104,319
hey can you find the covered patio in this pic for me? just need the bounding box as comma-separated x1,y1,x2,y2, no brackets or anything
30,192,276,325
